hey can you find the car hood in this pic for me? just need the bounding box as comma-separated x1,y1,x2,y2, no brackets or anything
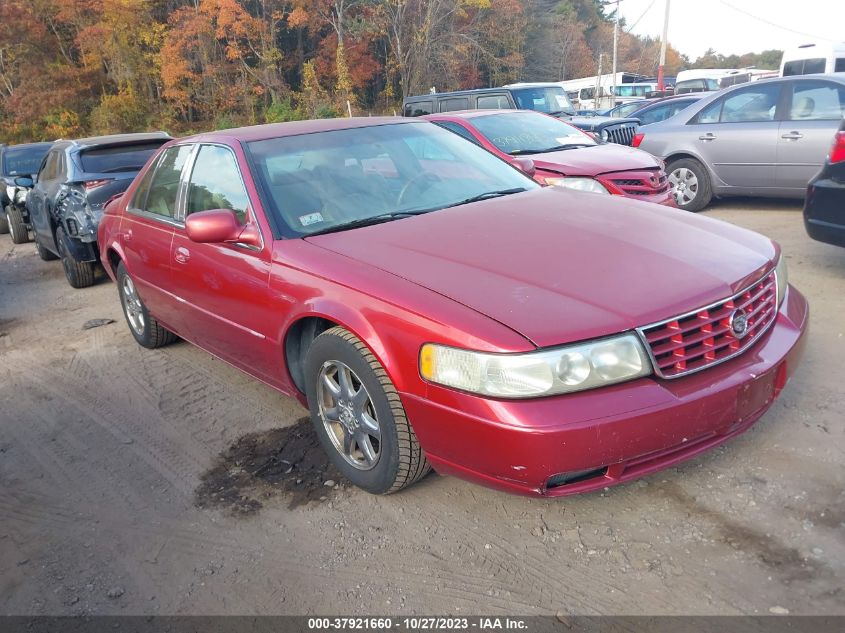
305,188,776,348
529,143,661,177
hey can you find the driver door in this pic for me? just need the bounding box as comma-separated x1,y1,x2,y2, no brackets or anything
168,144,278,381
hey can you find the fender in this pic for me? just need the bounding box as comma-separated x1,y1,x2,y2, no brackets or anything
57,221,99,262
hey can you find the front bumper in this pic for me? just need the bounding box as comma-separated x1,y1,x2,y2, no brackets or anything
401,286,808,496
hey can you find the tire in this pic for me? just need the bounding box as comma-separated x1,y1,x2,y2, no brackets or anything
667,158,713,212
35,238,59,261
0,212,8,234
304,326,430,494
6,205,29,244
115,262,177,349
56,225,95,288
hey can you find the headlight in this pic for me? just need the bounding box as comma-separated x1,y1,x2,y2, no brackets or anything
775,254,788,307
600,129,609,141
545,177,610,194
419,334,652,399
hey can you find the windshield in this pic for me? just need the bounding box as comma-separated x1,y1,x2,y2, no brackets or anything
509,87,575,115
79,141,168,174
471,112,596,155
2,145,51,176
247,122,539,237
611,101,646,118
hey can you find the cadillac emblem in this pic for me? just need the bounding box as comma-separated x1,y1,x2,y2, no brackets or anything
730,309,749,339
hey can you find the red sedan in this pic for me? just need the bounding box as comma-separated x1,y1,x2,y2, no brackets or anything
98,117,807,497
424,109,675,206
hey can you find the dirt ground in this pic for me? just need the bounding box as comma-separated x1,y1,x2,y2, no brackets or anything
1,198,843,616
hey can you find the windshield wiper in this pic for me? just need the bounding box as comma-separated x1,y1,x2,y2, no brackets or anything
306,210,431,236
443,187,526,208
509,145,590,155
548,109,576,117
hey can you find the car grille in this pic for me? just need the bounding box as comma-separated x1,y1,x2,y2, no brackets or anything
607,169,669,196
638,271,777,379
603,122,637,146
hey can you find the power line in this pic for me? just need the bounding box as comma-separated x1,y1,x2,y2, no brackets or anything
625,0,657,34
718,0,838,43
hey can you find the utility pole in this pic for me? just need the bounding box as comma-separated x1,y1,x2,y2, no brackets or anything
657,0,671,90
611,0,620,108
594,53,603,110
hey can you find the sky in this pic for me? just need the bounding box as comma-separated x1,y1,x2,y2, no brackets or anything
616,0,845,61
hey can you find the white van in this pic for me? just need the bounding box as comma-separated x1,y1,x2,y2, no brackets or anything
780,42,845,76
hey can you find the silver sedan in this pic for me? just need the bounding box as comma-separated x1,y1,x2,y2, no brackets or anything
635,75,845,211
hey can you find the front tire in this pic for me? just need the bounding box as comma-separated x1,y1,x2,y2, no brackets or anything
35,238,59,261
6,205,30,244
0,212,8,234
667,158,712,212
116,262,177,349
56,225,95,288
304,327,430,494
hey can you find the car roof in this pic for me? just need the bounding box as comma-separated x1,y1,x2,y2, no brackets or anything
56,132,172,150
179,117,420,143
424,109,527,121
404,88,513,102
0,141,54,152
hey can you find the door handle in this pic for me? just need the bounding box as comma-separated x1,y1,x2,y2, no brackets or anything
698,133,716,141
781,131,803,140
174,246,190,264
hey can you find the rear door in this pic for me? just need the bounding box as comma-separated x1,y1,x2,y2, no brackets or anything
776,79,845,191
168,143,277,380
689,82,783,190
121,144,194,331
29,149,65,253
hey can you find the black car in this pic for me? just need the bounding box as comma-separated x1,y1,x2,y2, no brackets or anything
25,132,171,287
804,120,845,247
0,141,53,244
402,83,639,145
606,94,707,125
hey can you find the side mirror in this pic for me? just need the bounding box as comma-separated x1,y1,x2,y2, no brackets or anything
14,176,34,188
185,209,261,247
512,158,536,178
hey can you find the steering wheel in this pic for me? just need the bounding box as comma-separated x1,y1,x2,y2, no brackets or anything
397,172,443,206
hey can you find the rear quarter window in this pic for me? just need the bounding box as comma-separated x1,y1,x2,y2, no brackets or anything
404,101,433,117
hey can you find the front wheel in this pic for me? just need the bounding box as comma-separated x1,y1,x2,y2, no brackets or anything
667,158,713,212
0,211,8,234
116,262,177,349
6,205,30,244
35,238,59,261
304,327,430,494
56,225,95,288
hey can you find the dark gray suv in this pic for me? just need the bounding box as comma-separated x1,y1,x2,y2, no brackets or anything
26,132,171,287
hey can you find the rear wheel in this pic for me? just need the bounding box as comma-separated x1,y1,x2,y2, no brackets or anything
667,158,712,212
0,212,8,234
5,205,29,244
116,262,177,349
56,225,95,288
304,326,430,494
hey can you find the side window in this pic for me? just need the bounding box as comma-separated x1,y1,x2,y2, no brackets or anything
836,58,845,73
130,154,161,210
695,99,723,124
142,145,193,218
788,81,845,120
719,84,781,123
440,98,469,112
477,95,512,109
803,58,826,74
187,145,250,223
406,101,432,117
435,121,481,145
40,151,59,181
782,61,802,77
637,104,671,125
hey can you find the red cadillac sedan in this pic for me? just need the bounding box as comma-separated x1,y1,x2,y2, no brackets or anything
98,117,807,497
424,109,675,206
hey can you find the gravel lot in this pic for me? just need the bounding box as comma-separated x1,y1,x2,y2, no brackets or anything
0,198,843,616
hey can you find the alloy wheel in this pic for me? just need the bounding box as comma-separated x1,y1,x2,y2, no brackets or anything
121,275,145,336
317,360,381,470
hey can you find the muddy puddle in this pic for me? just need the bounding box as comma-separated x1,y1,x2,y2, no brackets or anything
195,417,345,513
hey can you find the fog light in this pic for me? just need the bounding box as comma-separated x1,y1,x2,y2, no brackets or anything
546,467,607,489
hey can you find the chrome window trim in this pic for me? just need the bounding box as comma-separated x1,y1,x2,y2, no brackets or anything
635,268,779,380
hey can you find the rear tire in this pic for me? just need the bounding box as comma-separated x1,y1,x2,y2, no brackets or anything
667,158,712,212
0,212,8,234
56,225,95,288
6,205,29,244
304,326,430,494
116,262,177,349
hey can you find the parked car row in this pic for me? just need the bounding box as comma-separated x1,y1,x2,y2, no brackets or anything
3,78,839,497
